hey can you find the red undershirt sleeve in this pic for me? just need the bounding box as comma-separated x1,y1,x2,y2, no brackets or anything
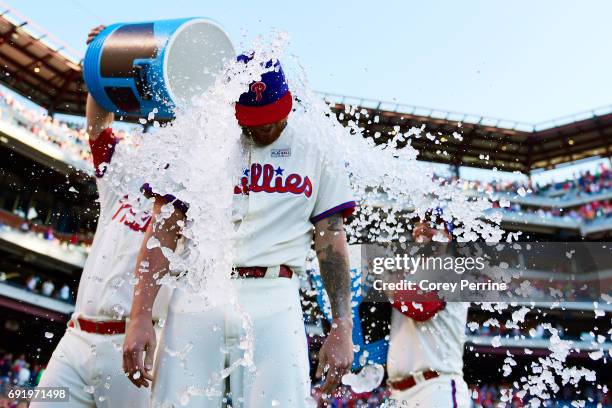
89,128,117,178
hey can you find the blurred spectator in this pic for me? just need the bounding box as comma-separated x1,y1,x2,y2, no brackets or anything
0,354,12,385
58,284,70,302
34,366,45,387
16,364,29,387
43,227,54,241
19,221,29,232
25,276,39,292
41,280,55,297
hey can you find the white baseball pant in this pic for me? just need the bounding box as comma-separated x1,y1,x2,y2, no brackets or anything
151,275,312,408
30,327,150,408
387,374,471,408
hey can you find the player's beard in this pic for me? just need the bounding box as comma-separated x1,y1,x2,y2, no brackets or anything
242,119,287,146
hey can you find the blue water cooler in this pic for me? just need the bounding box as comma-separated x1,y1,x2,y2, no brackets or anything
84,18,235,119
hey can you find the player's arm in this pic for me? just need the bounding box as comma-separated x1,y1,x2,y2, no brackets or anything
85,25,112,142
86,94,113,142
123,197,185,388
313,214,354,394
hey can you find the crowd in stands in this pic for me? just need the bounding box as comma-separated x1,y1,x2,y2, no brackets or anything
309,382,611,407
497,199,612,223
460,166,612,198
0,88,128,168
533,167,612,197
0,270,75,304
0,352,45,407
0,210,89,300
452,165,612,224
0,207,92,248
470,383,610,408
0,210,80,304
0,352,44,389
465,321,592,342
0,207,82,304
0,90,92,164
24,274,73,303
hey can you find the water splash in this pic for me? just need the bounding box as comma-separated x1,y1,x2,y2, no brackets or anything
95,30,609,405
283,57,503,243
102,36,289,386
342,363,385,393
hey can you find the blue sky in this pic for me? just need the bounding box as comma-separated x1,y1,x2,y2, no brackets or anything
11,0,612,125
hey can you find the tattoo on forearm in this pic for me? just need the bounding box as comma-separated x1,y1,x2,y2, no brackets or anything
326,216,344,232
318,244,351,319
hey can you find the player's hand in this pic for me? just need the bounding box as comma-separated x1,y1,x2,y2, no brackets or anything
316,317,354,394
123,316,156,388
86,25,106,45
412,221,450,243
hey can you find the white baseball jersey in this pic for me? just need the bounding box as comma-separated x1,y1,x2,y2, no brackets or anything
231,122,355,272
73,128,169,320
387,302,468,379
146,122,356,272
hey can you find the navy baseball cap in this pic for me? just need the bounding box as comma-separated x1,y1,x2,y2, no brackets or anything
235,54,293,127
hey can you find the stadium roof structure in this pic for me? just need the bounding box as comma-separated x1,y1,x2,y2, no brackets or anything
0,7,85,116
324,94,612,174
0,5,610,174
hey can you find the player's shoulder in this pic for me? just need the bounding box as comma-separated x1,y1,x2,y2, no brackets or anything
271,122,321,160
277,122,351,179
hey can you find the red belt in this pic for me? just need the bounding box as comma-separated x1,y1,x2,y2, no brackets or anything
388,370,440,391
68,318,126,335
232,265,293,279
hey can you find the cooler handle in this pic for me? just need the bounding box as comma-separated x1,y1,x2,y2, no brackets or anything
133,61,152,101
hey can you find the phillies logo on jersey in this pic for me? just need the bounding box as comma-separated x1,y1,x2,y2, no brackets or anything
235,163,312,197
112,199,151,233
250,81,266,102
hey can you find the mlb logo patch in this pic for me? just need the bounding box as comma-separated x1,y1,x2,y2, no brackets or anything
271,148,291,158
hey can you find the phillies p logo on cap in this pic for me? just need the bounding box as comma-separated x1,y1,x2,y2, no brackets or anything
251,81,267,102
235,54,293,127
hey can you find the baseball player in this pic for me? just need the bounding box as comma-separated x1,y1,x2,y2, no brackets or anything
122,55,357,407
31,25,169,408
384,221,471,407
